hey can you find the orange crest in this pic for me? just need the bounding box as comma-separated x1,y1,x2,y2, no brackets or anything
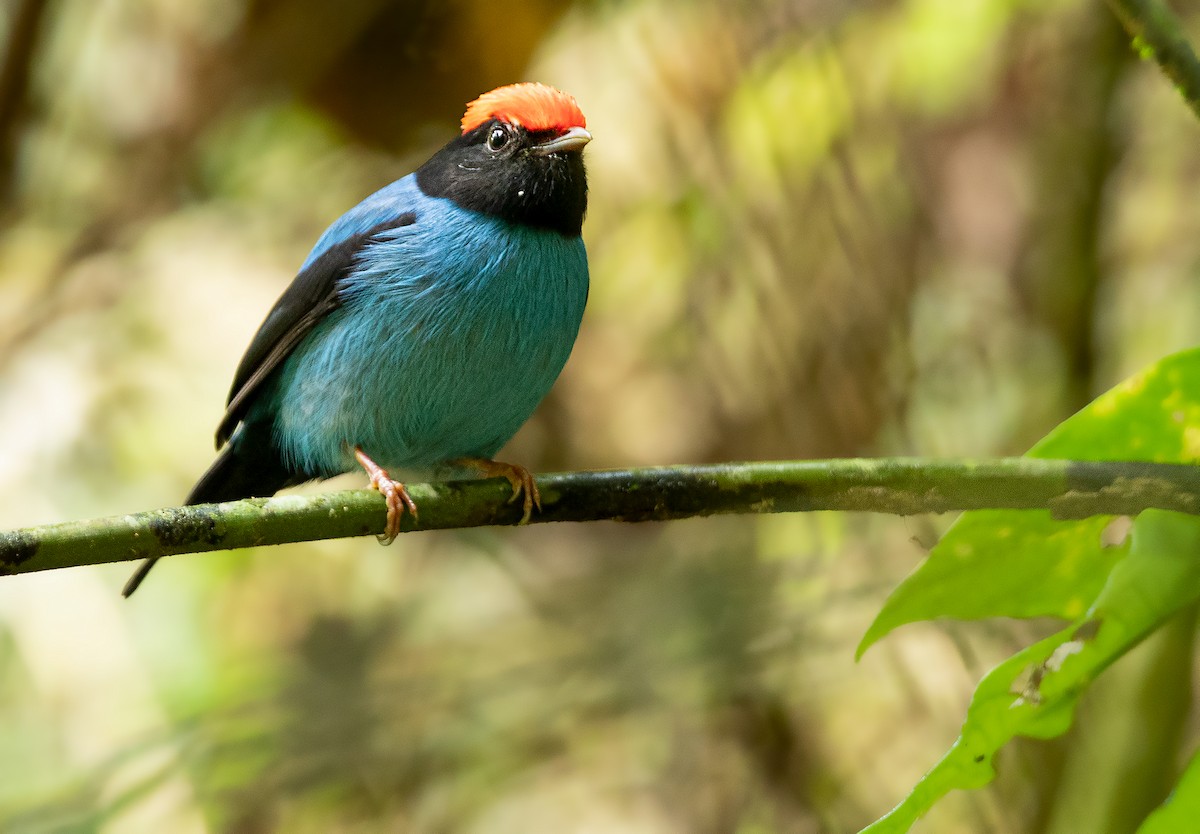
461,83,586,135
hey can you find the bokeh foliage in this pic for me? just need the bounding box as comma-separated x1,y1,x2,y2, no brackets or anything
863,348,1200,832
2,0,1200,831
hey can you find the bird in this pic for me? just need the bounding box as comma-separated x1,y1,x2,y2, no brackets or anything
123,82,591,597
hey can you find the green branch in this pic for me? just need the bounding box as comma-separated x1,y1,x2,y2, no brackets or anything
1106,0,1200,121
3,458,1200,577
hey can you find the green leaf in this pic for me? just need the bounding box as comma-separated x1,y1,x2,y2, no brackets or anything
861,511,1200,834
1139,745,1200,833
859,347,1200,656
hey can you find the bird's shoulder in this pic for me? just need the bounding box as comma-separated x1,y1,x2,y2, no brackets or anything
300,174,425,269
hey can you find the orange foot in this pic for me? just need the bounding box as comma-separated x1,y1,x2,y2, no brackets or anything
451,457,542,524
355,446,417,544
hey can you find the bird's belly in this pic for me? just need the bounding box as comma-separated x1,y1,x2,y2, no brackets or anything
270,290,582,477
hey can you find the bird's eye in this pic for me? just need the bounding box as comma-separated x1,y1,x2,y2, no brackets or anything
486,125,511,152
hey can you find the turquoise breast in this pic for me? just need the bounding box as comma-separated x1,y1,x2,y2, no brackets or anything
264,194,589,477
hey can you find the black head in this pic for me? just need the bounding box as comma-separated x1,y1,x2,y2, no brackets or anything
415,119,590,238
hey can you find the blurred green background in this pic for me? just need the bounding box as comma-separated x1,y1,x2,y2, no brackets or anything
1,0,1199,831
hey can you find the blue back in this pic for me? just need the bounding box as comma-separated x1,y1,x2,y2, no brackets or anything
259,174,589,476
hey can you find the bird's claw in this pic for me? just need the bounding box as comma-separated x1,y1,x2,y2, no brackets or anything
453,458,542,524
502,465,541,524
355,446,417,544
370,471,417,544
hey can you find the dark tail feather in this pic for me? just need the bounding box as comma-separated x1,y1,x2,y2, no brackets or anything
183,435,295,506
123,428,296,597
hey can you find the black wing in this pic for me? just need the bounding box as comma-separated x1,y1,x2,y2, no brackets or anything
215,212,417,447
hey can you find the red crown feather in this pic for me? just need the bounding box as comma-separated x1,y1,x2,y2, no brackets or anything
461,83,586,135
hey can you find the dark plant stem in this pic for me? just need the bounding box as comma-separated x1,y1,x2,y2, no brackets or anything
1105,0,1200,121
